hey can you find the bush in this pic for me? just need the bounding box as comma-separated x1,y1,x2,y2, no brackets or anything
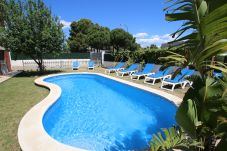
113,48,169,65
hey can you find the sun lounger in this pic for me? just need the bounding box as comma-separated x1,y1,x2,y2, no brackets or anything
88,61,95,70
213,71,223,78
144,66,174,85
72,61,80,70
130,63,155,80
161,68,195,91
116,63,139,77
105,62,125,74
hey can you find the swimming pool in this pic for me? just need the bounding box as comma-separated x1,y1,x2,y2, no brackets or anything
42,74,177,151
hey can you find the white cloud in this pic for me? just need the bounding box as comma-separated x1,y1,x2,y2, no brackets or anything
133,32,149,38
60,20,71,29
134,33,174,47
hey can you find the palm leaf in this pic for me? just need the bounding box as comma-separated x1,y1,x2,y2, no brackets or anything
150,127,202,151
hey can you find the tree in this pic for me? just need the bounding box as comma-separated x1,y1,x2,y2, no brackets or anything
87,24,110,51
149,44,158,49
67,19,93,52
0,0,6,46
150,0,227,150
67,20,139,52
110,28,137,51
68,33,88,52
2,0,64,72
0,0,6,27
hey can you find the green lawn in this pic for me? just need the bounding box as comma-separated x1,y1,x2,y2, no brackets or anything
0,68,186,151
0,72,52,151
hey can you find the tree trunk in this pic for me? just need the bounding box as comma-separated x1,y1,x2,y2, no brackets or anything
37,61,44,73
29,55,45,73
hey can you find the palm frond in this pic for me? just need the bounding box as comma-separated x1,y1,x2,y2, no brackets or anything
150,127,202,151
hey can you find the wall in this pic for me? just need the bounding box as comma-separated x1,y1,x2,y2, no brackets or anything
11,59,91,70
0,51,12,75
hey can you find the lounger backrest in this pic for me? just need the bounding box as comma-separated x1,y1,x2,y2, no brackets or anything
181,67,189,75
185,69,195,76
174,69,195,82
163,66,173,76
152,66,165,76
173,74,185,81
128,64,139,70
73,61,79,66
88,61,95,66
213,71,223,78
142,63,154,72
115,62,125,68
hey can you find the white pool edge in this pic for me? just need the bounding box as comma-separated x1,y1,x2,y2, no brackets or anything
18,72,182,151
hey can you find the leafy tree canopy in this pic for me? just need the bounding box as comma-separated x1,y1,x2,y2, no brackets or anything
149,44,158,49
0,0,6,27
87,24,110,51
68,18,93,52
110,28,137,51
1,0,64,72
68,19,139,52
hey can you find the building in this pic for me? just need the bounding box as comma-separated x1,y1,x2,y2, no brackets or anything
161,41,185,48
0,46,12,75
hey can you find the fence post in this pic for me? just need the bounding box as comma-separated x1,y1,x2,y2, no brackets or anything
22,60,24,71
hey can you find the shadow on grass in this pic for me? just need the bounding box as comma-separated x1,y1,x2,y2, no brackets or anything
15,70,63,77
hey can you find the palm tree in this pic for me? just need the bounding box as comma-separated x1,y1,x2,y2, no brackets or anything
163,0,227,76
150,0,227,150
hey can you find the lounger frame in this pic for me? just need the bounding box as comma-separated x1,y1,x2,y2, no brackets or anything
144,74,172,85
116,70,138,77
88,66,95,70
105,68,124,74
72,66,80,70
131,72,154,80
160,73,193,92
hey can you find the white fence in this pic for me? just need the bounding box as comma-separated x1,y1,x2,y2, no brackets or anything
11,59,91,70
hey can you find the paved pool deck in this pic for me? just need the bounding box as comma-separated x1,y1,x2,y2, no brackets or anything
0,71,22,84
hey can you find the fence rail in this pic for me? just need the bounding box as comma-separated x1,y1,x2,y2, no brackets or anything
11,53,90,60
12,59,91,70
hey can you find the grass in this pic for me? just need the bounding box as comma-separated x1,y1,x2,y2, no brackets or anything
0,67,187,150
0,71,58,151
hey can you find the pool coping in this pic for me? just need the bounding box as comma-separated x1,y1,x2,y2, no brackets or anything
18,72,182,151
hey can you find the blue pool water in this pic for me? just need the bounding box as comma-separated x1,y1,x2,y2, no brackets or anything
43,74,177,151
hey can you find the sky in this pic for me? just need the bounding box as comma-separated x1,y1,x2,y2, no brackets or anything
43,0,183,47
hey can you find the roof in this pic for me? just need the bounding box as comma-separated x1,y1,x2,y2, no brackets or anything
0,46,5,51
161,41,185,48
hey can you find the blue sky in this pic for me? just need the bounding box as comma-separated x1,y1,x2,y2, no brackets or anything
43,0,182,47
